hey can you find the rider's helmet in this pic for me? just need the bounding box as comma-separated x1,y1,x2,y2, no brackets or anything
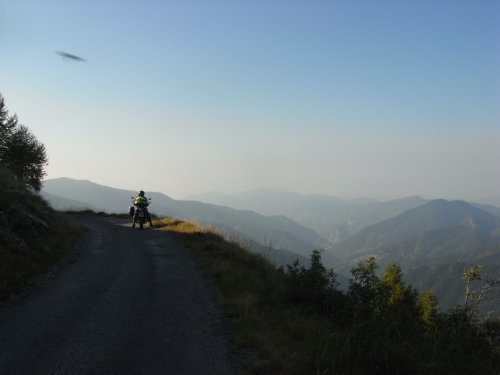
139,190,145,197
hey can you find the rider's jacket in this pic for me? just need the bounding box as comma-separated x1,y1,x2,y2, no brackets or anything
134,195,149,207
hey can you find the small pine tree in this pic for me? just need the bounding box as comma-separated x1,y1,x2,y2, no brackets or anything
0,96,17,151
283,250,340,314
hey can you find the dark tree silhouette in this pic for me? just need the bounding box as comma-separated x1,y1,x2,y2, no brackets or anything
0,96,17,150
0,94,48,191
282,251,500,374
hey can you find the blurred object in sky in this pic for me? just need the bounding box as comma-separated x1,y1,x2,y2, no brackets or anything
56,51,87,62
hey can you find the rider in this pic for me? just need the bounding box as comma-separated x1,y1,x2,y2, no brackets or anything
133,190,153,227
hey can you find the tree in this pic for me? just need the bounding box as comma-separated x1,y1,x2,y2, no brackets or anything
0,94,47,191
348,256,379,309
0,96,17,151
418,290,439,326
282,250,341,314
380,263,407,305
463,265,500,315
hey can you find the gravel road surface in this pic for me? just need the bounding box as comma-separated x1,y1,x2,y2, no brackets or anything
0,216,233,374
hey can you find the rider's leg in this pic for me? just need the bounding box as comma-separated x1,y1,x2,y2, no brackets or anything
146,208,153,227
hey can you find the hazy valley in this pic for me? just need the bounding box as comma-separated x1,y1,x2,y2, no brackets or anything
42,178,500,311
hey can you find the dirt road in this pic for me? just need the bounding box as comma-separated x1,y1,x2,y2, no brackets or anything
0,216,233,374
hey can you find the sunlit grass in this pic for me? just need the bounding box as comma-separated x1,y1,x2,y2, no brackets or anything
152,216,341,374
153,217,206,233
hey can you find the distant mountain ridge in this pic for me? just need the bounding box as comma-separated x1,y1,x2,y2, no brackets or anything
329,199,500,262
41,191,99,212
186,190,429,242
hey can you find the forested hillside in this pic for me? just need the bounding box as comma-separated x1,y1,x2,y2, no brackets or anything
329,199,500,310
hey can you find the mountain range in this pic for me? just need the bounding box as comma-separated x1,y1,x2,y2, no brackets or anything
42,178,500,311
41,178,328,265
186,190,431,243
325,199,500,310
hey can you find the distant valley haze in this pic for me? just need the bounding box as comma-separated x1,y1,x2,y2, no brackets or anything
42,176,500,311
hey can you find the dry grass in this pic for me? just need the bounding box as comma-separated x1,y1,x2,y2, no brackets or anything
154,217,206,233
152,216,338,374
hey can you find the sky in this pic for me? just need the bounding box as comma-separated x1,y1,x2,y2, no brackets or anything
1,0,499,204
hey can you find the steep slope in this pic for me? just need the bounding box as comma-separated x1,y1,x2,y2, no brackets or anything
42,178,328,258
327,199,500,309
165,200,328,257
0,167,80,300
405,262,500,311
474,203,500,218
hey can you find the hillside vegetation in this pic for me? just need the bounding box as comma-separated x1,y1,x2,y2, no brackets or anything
328,199,500,311
153,217,500,374
0,166,81,301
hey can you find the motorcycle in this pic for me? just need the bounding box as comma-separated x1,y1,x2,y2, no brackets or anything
129,197,152,229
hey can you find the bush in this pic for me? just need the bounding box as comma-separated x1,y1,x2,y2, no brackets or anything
282,250,346,316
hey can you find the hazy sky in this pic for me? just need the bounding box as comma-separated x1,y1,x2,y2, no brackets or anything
1,1,499,204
